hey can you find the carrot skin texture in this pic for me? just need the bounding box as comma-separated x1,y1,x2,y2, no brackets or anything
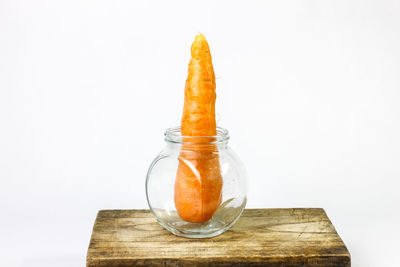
174,34,223,223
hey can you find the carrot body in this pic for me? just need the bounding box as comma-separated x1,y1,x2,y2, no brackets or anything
174,34,223,223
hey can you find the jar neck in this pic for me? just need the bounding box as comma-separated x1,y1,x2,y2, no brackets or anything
164,126,230,145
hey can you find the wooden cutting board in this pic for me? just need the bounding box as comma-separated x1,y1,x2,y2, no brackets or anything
87,209,350,266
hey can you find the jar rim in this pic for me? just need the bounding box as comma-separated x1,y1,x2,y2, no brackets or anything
164,126,230,144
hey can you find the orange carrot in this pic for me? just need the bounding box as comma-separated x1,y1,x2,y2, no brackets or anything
174,34,223,223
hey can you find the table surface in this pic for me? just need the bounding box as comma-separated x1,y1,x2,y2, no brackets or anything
87,208,350,267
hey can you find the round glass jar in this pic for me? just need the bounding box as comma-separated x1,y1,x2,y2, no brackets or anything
146,126,247,238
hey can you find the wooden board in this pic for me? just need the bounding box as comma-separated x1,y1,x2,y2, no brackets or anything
87,209,350,267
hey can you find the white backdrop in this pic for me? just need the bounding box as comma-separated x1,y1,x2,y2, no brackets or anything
1,0,399,266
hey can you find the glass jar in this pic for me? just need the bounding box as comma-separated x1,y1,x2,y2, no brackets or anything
146,126,247,238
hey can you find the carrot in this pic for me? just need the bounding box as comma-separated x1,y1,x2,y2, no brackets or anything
174,34,223,223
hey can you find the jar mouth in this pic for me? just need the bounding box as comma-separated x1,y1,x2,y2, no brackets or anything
164,126,230,144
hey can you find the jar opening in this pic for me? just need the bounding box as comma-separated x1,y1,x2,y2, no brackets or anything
164,126,230,144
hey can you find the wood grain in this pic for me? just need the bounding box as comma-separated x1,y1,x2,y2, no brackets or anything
87,209,350,267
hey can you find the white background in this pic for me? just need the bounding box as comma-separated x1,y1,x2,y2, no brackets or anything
1,0,399,266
